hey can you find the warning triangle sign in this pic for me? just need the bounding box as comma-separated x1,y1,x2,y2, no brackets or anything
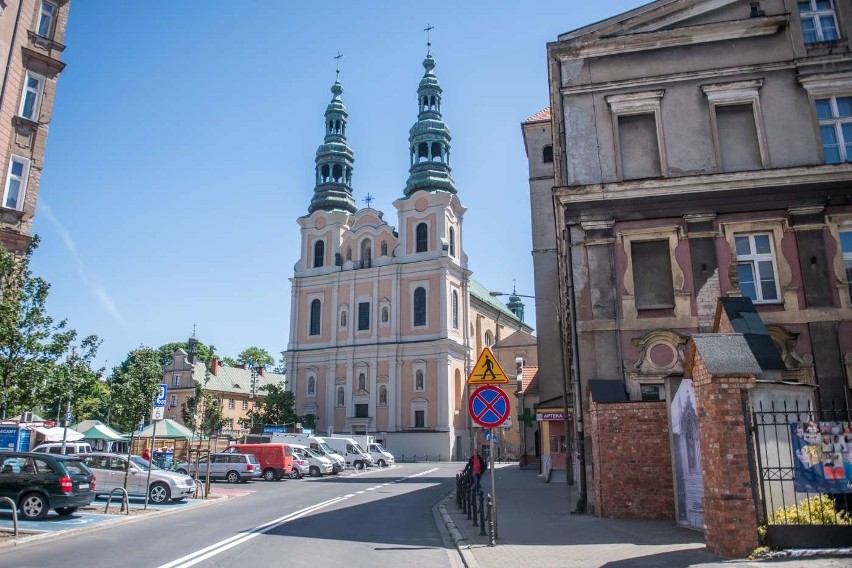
467,347,510,385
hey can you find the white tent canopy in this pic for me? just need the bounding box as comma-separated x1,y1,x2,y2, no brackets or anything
33,426,84,442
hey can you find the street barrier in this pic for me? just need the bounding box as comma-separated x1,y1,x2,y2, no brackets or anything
104,487,130,515
0,496,18,536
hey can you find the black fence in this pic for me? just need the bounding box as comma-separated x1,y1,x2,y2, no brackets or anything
749,400,852,549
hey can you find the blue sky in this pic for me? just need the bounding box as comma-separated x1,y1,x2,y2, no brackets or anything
31,1,647,371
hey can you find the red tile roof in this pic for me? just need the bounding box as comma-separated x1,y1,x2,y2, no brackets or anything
520,366,539,394
524,108,551,123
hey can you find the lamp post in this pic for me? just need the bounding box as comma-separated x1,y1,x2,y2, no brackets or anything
490,291,578,493
250,366,258,430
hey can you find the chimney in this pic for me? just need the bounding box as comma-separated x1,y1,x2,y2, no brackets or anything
209,357,220,376
257,367,265,377
237,364,246,370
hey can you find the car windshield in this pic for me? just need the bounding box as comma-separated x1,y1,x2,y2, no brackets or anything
130,455,160,471
354,444,367,454
62,459,90,476
305,448,322,458
374,444,387,453
320,443,338,454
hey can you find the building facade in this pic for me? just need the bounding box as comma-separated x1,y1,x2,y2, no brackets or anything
287,52,529,460
0,0,69,254
530,0,852,508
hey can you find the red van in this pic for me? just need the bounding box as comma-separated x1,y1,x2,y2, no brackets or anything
227,443,294,481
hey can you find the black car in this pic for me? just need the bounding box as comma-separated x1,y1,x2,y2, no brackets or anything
0,451,96,520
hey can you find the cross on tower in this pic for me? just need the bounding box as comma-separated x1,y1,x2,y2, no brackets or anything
364,193,374,208
334,51,343,79
424,23,434,55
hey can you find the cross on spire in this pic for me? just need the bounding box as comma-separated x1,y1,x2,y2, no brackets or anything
424,23,434,55
364,193,374,208
334,51,343,79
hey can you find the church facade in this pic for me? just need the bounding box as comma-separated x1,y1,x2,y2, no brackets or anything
286,51,529,460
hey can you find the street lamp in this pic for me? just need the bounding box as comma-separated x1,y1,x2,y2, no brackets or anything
490,290,585,510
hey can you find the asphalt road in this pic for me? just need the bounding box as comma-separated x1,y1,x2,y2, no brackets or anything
0,463,463,568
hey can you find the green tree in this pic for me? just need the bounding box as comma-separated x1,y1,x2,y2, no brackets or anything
236,347,274,370
255,381,297,427
108,347,163,433
40,335,105,424
181,373,225,438
0,238,84,419
272,351,287,374
155,340,215,367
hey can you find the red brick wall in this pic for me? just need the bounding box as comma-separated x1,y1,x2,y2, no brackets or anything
691,352,759,558
589,400,674,520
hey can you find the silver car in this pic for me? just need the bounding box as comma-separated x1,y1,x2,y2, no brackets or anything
79,452,196,503
175,452,263,483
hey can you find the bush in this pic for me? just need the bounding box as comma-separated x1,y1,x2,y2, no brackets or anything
767,494,852,526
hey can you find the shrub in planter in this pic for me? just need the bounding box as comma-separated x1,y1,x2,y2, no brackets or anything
768,494,851,526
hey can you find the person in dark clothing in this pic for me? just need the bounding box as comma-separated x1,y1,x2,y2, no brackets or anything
465,449,487,493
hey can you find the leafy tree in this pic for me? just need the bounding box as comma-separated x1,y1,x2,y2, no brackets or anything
181,372,225,437
220,356,237,367
107,347,162,433
255,381,297,427
155,340,214,367
272,351,287,374
0,237,86,419
40,335,105,423
236,347,274,370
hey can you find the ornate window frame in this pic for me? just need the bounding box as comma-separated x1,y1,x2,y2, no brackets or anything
606,90,667,180
701,79,770,170
827,213,852,306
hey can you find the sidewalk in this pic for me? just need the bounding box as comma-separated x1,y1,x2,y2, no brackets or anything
438,464,852,568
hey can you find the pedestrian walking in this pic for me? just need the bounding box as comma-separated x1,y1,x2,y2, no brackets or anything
466,449,487,493
142,446,151,462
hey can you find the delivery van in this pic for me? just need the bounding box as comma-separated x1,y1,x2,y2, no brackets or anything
226,443,294,481
351,435,395,467
269,434,344,473
324,437,374,469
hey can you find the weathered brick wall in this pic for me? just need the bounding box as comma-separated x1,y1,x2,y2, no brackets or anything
589,400,674,520
691,353,758,558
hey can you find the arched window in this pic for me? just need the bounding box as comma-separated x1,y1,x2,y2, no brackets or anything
307,376,316,396
448,227,455,257
431,142,442,162
337,387,345,407
340,310,347,328
543,144,553,163
313,240,324,268
378,385,388,406
414,287,426,326
360,239,372,261
381,241,388,256
417,142,429,162
381,306,389,323
485,330,494,346
309,299,321,336
332,163,343,181
321,164,330,182
415,370,424,391
452,290,459,329
358,373,366,391
416,223,428,253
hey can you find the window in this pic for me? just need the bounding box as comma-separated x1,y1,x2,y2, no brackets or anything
358,373,366,391
715,104,762,171
631,240,675,309
799,0,839,44
355,404,368,418
449,226,455,257
607,91,665,180
815,96,852,163
414,410,425,428
381,241,388,256
735,234,780,303
3,156,29,211
360,239,372,261
640,384,665,401
228,399,235,410
37,1,57,38
358,302,370,331
309,299,322,336
169,394,177,408
415,370,424,391
313,240,325,268
337,387,345,407
542,144,553,164
340,310,347,328
413,287,426,326
452,290,459,329
485,330,494,346
19,72,44,121
242,400,248,410
416,223,428,253
381,306,389,323
378,385,387,406
307,376,316,396
346,247,352,261
173,374,181,387
841,230,852,300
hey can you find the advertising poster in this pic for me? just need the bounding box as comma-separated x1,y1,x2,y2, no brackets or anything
0,426,19,451
791,421,852,493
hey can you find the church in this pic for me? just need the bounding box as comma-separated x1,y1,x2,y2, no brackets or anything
286,48,530,460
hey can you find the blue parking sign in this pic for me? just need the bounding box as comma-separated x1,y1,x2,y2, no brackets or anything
154,384,168,407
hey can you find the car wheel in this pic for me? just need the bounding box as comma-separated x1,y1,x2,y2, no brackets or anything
355,461,364,470
263,468,276,481
309,466,320,477
288,469,299,479
19,493,49,521
226,470,241,483
149,482,171,504
176,468,188,475
55,507,77,517
378,459,387,467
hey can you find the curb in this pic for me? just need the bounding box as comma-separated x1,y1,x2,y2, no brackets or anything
437,492,478,568
0,492,228,550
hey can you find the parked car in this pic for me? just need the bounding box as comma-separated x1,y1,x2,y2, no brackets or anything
175,452,262,483
289,452,308,478
31,442,93,455
290,444,333,476
224,444,293,481
0,451,96,520
78,452,196,504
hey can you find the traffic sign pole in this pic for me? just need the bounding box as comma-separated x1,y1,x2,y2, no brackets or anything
489,428,498,541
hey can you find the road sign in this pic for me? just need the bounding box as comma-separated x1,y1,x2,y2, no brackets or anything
151,406,164,421
65,411,72,423
154,384,168,408
467,347,509,385
469,385,511,428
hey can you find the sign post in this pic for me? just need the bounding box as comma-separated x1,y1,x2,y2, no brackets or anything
145,384,167,510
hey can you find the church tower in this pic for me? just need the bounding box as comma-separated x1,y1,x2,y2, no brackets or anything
309,75,356,214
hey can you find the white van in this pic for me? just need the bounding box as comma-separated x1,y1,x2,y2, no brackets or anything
289,444,333,476
270,434,344,474
32,441,93,455
351,435,395,467
325,437,374,470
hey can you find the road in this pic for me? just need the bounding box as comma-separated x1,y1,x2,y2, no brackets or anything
0,462,463,568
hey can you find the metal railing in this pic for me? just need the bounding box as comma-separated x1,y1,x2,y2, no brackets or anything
0,496,18,536
103,488,130,515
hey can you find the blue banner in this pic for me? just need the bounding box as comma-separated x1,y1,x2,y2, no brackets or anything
791,421,852,493
0,426,19,451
